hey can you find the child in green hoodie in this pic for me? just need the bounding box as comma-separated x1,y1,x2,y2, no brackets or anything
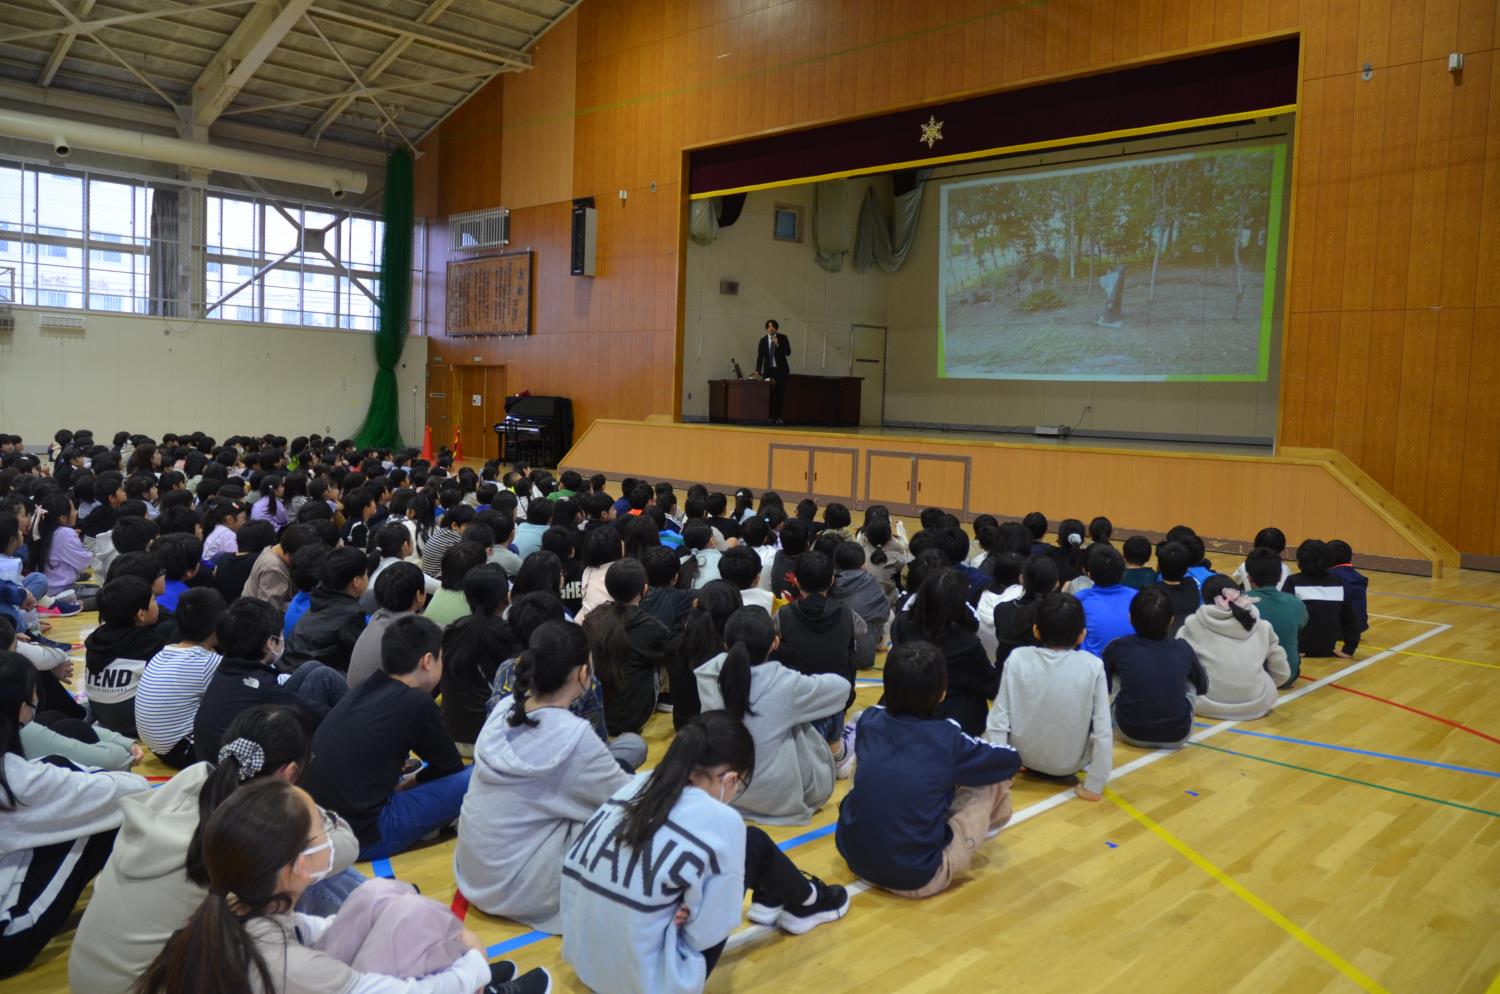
1243,547,1307,685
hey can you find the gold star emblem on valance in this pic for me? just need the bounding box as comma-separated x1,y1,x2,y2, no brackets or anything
919,114,944,149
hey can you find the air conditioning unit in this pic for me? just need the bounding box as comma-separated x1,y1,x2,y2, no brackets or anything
450,207,510,253
39,312,85,331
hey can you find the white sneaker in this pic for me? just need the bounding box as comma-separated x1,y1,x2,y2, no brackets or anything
834,721,858,780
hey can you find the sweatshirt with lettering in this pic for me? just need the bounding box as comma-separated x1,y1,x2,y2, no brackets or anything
560,775,746,994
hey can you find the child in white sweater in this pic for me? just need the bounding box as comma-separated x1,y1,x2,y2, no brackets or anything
985,592,1113,800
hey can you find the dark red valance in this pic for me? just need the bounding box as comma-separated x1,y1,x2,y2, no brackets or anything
688,37,1299,197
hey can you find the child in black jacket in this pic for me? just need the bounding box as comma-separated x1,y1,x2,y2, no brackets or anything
1285,539,1360,657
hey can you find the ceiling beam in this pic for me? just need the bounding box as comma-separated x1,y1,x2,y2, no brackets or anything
305,0,455,141
0,0,255,46
225,67,496,117
190,0,313,130
0,78,386,167
37,0,94,87
306,0,531,69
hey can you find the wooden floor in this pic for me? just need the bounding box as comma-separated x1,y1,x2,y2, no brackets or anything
8,566,1500,994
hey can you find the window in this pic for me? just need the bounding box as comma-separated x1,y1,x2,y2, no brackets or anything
205,192,384,329
0,159,154,313
773,204,802,242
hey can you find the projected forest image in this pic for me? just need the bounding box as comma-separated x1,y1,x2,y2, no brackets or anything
939,144,1284,381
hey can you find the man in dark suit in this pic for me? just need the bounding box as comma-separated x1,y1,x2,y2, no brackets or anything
754,318,792,423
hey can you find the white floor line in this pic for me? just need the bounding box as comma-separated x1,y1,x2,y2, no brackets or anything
726,619,1453,953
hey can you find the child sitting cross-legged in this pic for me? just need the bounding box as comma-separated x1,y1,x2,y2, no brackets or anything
1179,575,1290,721
1102,586,1208,748
836,641,1020,898
985,592,1112,801
696,606,851,825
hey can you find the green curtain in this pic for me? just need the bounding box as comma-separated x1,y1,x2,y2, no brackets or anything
353,148,414,449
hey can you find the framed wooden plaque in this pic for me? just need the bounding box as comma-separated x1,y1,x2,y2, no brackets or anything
446,251,532,336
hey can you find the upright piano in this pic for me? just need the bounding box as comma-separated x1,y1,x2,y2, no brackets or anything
495,395,573,468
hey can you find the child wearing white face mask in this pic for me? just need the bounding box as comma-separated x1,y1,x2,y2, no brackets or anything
70,705,363,994
131,778,552,994
561,712,849,994
455,619,632,933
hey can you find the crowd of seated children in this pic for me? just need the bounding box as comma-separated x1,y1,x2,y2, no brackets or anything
0,425,1395,993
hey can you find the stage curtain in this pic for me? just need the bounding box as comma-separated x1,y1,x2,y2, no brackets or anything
813,180,849,272
689,198,719,245
147,187,178,316
353,148,413,450
853,171,928,273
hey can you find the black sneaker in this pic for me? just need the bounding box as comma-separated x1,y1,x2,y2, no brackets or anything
489,966,551,994
777,876,849,935
487,961,518,987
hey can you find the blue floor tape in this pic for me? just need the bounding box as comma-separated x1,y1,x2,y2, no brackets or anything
371,859,395,879
1191,722,1500,778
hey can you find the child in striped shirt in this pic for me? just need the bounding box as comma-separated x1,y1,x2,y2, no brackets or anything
136,587,227,768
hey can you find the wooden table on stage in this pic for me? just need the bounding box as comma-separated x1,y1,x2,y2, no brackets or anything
708,375,861,426
709,378,770,422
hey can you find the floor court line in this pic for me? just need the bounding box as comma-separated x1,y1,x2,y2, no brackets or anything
1370,590,1500,612
721,621,1453,954
1105,789,1393,994
1297,676,1500,747
478,620,1452,962
1191,722,1500,778
1358,642,1500,671
1188,741,1500,819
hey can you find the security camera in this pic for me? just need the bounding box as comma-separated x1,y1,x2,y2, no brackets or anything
52,136,70,158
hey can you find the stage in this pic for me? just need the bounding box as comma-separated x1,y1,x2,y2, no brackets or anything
561,419,1457,577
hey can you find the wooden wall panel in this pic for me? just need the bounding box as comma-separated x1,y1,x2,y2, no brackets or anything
564,420,1443,569
415,0,1500,553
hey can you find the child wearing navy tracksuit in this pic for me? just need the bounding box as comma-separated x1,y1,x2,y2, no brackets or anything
836,642,1020,898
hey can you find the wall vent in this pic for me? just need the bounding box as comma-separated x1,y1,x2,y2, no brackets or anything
450,208,510,253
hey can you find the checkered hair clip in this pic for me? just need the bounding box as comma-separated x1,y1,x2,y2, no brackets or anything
217,738,266,781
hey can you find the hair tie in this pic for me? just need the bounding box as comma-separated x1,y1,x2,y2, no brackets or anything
1067,532,1082,546
218,738,266,781
30,508,46,541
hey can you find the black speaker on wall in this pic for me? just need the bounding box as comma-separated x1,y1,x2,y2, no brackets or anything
570,198,596,277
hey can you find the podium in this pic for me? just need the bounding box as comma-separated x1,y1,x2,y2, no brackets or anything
709,379,770,423
708,375,860,426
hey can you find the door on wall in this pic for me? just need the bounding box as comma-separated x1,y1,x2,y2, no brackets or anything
850,324,887,427
454,365,506,462
426,364,452,450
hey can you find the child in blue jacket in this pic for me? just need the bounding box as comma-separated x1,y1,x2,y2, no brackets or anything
836,641,1020,898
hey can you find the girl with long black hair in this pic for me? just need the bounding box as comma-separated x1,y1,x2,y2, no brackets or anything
561,711,848,994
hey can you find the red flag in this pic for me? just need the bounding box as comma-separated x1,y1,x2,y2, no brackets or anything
452,425,463,462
